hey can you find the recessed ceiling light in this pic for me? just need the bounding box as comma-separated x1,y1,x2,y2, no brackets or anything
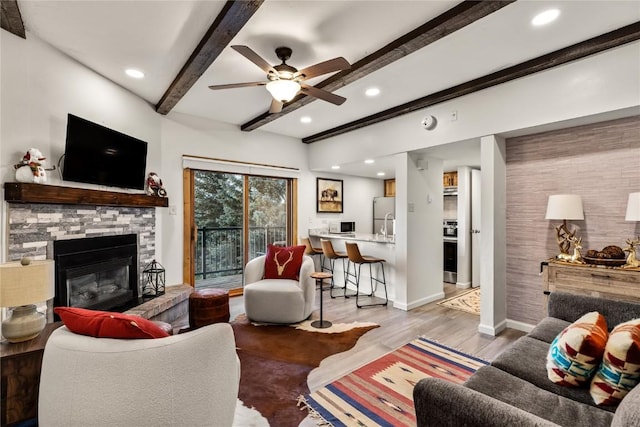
365,87,381,97
125,68,145,79
331,165,340,170
300,116,312,124
531,9,560,26
364,159,375,164
377,172,385,176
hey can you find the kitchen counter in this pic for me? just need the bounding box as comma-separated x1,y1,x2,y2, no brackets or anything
308,231,396,305
443,236,458,242
309,231,396,244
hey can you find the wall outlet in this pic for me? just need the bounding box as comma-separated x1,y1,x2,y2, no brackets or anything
408,202,415,212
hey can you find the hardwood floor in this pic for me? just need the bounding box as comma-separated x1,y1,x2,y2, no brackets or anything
227,284,525,392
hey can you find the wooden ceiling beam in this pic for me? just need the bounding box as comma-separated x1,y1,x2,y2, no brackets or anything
1,0,26,39
240,0,516,132
155,0,264,115
302,21,640,144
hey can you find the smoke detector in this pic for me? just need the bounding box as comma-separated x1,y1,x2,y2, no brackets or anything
421,115,437,130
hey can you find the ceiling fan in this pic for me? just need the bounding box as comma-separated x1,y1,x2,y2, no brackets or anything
208,45,351,113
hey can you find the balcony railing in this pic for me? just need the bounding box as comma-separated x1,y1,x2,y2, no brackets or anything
195,226,287,282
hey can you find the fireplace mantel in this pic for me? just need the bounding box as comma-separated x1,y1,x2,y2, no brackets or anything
4,182,168,208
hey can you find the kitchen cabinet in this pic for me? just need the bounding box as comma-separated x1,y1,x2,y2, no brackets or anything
384,179,395,197
542,261,640,309
443,172,458,187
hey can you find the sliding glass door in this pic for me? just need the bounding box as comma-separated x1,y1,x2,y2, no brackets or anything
189,170,292,294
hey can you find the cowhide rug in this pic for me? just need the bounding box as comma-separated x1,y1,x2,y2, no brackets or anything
231,314,378,427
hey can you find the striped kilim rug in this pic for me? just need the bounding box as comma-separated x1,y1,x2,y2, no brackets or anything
301,337,488,427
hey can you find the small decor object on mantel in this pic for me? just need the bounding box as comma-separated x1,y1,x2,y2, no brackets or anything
14,148,48,184
142,259,165,297
146,172,167,197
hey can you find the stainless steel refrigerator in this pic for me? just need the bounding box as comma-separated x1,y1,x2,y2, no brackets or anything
373,196,395,234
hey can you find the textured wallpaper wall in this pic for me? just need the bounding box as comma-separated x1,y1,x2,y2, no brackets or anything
505,116,640,325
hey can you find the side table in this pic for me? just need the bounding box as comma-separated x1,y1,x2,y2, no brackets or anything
1,322,63,426
310,272,333,329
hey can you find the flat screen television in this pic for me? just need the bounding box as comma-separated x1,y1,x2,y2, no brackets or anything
62,114,148,190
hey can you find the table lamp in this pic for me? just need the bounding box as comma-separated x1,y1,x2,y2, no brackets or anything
545,194,584,257
624,192,640,267
0,259,54,343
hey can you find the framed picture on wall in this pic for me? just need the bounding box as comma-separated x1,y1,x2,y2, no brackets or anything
317,178,343,213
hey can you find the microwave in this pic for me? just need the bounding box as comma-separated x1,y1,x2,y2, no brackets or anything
329,221,355,233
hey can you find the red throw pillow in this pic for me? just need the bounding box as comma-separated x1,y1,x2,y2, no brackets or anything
263,244,305,280
54,307,170,339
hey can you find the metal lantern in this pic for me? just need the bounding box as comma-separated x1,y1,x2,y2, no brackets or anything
142,259,165,297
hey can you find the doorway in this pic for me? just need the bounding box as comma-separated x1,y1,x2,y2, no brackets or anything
184,169,294,295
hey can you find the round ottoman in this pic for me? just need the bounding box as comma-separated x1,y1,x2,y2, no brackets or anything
189,288,230,329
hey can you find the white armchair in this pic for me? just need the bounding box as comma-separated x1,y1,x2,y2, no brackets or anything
244,255,315,324
39,323,240,427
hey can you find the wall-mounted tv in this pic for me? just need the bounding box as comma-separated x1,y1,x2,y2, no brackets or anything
62,114,148,190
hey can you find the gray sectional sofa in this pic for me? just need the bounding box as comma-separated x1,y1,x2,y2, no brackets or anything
413,292,640,426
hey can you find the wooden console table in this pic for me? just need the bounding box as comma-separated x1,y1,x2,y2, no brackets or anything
542,260,640,306
1,322,63,426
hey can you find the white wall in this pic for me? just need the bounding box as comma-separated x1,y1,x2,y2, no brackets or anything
305,172,383,235
394,153,444,310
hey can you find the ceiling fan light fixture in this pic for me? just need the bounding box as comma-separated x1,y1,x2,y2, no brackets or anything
266,80,300,102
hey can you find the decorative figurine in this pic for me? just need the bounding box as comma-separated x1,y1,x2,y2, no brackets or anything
146,172,167,197
556,236,584,264
14,148,48,183
623,237,640,268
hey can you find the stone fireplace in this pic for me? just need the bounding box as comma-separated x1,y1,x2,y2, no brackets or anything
53,234,140,313
7,202,156,318
5,186,190,325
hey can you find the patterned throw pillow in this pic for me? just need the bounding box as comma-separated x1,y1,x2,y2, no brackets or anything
547,311,608,386
263,244,306,280
590,318,640,406
55,307,170,339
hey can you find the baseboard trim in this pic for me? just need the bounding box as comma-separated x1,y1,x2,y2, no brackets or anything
394,292,445,311
506,319,536,333
456,281,471,289
478,319,507,337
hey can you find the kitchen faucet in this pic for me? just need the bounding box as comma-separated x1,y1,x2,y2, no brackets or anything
383,212,394,238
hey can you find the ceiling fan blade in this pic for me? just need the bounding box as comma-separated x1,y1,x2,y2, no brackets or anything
295,57,350,81
300,84,346,106
231,45,276,74
269,99,283,114
208,82,267,90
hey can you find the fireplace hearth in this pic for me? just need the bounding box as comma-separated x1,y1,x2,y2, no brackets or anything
54,234,141,313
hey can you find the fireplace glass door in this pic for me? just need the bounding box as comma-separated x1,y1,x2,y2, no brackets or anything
67,258,133,310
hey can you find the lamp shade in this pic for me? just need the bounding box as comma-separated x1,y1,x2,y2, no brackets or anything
545,194,584,220
266,80,301,102
0,260,55,307
625,192,640,221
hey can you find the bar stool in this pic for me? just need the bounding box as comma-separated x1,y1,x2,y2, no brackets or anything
345,242,388,308
301,237,324,271
320,239,351,298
